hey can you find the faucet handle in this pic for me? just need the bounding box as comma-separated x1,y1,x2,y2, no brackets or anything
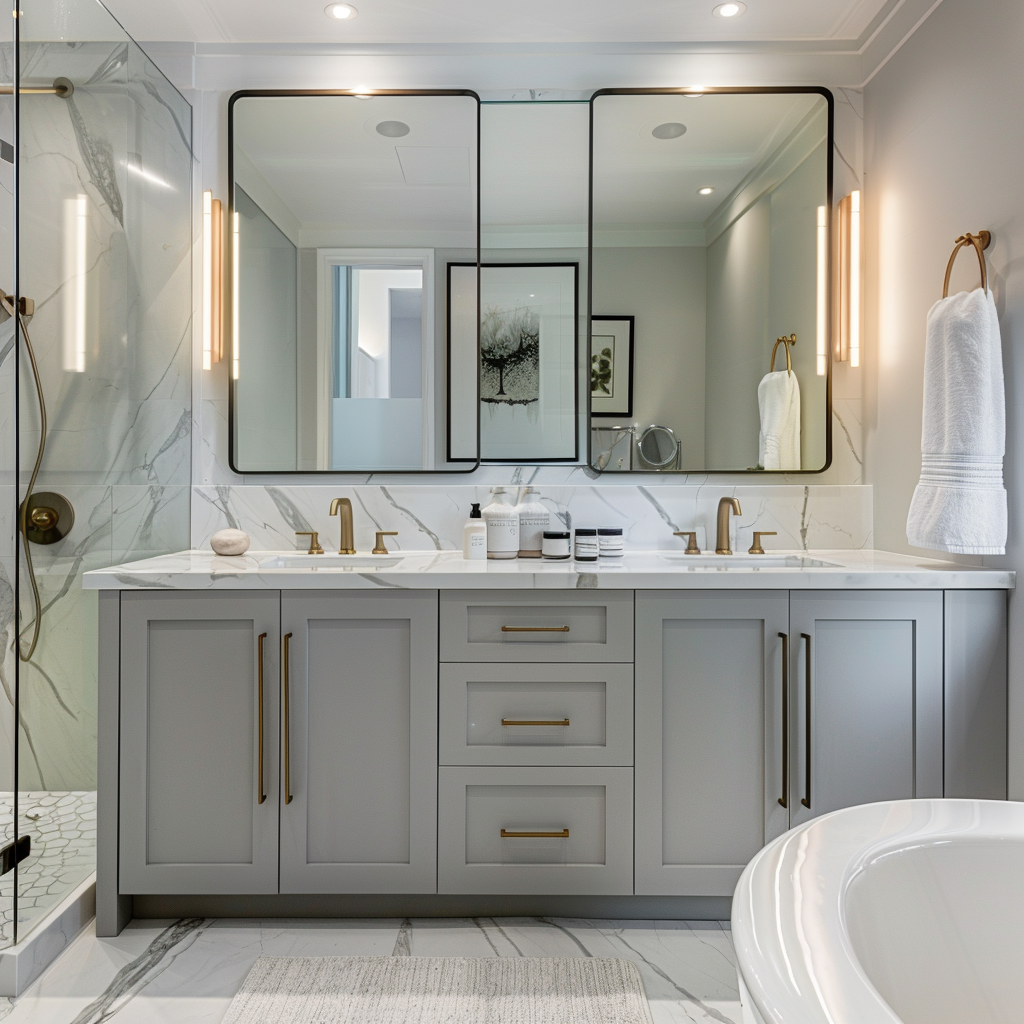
748,531,777,555
295,531,323,555
372,531,398,555
673,531,701,555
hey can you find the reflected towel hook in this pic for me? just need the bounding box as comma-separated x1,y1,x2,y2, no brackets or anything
771,334,796,375
943,230,991,298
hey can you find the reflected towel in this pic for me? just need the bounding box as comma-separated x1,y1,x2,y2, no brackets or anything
758,370,801,470
907,287,1006,554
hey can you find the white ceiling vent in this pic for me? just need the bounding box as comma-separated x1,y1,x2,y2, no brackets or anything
396,147,471,185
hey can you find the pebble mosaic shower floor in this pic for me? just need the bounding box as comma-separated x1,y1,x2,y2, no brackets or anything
0,792,96,946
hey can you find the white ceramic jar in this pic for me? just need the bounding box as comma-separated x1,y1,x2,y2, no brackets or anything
482,487,519,559
515,487,550,558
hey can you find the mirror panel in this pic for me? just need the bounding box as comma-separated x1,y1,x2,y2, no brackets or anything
471,101,589,463
590,89,832,473
229,91,479,472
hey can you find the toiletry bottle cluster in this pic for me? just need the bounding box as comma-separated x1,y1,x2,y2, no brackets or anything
462,488,623,562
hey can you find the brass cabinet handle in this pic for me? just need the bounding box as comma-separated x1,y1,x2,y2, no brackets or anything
801,632,812,809
778,632,789,809
283,631,293,806
501,625,570,633
257,632,267,806
501,829,569,839
501,718,570,727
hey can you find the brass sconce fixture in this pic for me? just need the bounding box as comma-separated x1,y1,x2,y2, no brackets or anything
202,189,224,370
835,189,862,368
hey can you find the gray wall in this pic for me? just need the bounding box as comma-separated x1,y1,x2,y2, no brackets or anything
863,0,1024,796
704,141,827,471
705,198,770,470
234,188,298,471
592,246,707,469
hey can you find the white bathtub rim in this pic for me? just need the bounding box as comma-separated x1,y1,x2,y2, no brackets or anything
731,798,1024,1024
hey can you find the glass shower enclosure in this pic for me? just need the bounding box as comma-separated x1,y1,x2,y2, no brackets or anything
0,0,192,949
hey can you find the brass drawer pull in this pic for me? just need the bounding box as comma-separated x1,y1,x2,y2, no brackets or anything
778,632,788,809
283,631,293,806
801,632,812,810
501,718,570,727
501,829,569,839
257,632,267,806
501,625,570,633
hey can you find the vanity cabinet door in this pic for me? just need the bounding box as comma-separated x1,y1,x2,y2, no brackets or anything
279,591,438,893
635,591,789,897
119,592,280,894
788,591,943,827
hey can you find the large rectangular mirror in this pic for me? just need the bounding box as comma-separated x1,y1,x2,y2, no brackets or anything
590,88,833,473
229,90,480,472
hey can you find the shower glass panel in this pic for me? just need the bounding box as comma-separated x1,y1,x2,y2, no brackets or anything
0,10,16,951
10,0,192,944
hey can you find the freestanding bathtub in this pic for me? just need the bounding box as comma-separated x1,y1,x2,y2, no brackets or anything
731,799,1024,1024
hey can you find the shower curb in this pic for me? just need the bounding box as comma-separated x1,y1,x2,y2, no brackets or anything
0,872,95,997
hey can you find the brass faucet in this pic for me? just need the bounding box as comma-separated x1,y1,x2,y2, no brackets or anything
329,497,356,554
716,496,742,555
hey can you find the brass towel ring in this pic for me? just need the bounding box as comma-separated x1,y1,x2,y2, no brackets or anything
943,230,990,298
771,334,796,375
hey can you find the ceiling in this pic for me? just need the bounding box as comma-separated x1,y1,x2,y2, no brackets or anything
100,0,895,45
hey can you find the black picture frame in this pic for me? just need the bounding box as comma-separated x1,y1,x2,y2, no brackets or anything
590,315,635,417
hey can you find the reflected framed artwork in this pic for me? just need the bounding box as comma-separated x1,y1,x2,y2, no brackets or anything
590,315,634,417
448,262,579,461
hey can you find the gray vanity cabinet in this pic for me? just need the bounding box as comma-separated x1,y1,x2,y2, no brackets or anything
278,591,439,893
787,590,944,827
119,592,281,894
635,591,790,897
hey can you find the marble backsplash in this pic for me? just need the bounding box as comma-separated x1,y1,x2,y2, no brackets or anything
191,483,873,556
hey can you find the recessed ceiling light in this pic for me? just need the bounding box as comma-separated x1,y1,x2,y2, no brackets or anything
697,186,715,195
652,122,687,139
325,3,357,19
713,2,746,17
376,120,410,138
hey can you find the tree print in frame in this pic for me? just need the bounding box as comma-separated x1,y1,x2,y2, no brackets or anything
448,263,579,461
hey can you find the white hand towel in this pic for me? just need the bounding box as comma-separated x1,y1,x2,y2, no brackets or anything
907,287,1006,554
758,370,801,470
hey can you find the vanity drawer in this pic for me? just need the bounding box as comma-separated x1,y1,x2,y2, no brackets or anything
438,766,633,894
439,663,633,767
439,591,633,663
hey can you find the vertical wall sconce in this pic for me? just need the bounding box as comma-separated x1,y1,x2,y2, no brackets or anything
836,189,862,368
816,205,827,376
202,189,224,370
62,194,88,372
232,211,240,381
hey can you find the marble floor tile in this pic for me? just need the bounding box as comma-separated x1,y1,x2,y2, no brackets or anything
1,917,743,1024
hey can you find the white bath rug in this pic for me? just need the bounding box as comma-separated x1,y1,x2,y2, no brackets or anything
222,955,654,1024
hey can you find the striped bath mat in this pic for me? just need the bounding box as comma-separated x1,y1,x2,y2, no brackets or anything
223,955,653,1023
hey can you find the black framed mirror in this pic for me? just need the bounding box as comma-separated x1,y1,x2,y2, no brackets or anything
589,87,834,474
228,90,481,473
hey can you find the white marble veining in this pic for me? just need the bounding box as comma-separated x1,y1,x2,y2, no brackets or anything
0,917,741,1024
191,483,873,556
84,547,1013,591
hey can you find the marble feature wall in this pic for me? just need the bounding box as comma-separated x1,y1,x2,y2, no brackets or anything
14,35,192,791
192,483,872,556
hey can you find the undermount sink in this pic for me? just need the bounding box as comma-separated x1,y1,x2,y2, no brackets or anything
263,554,404,569
659,553,841,568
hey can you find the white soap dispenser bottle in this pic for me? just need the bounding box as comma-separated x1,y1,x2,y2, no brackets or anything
515,486,549,558
482,487,519,559
462,502,487,560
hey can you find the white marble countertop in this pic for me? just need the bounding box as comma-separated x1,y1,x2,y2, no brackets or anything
82,549,1014,591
